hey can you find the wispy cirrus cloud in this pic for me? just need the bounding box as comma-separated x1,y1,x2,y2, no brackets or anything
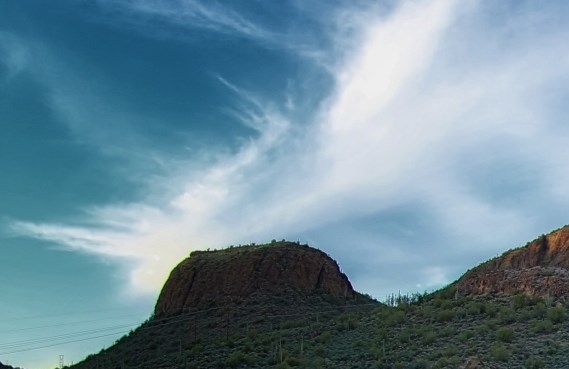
96,0,274,42
93,0,355,67
11,0,569,297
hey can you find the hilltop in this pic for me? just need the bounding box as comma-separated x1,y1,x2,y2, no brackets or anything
155,241,361,317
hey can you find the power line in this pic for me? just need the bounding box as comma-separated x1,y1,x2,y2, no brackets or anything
0,306,150,323
0,331,132,355
0,314,147,334
0,301,379,356
0,323,138,350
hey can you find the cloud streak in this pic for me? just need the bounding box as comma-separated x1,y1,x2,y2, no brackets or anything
11,0,569,297
95,0,277,47
0,32,30,80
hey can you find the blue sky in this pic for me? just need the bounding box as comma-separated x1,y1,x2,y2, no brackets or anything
2,0,569,367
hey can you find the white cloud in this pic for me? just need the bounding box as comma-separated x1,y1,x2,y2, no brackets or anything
0,33,30,79
97,0,274,43
11,0,569,297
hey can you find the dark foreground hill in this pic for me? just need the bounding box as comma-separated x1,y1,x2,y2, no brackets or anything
69,241,376,369
0,362,18,369
63,230,569,369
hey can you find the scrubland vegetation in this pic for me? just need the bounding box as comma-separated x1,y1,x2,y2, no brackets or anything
70,287,569,369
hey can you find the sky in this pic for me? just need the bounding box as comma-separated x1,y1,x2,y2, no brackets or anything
2,0,569,367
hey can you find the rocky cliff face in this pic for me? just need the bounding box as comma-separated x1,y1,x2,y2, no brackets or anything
155,241,357,316
457,226,569,298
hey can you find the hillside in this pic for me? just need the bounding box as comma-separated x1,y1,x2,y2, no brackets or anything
68,288,568,369
69,241,376,369
55,229,569,369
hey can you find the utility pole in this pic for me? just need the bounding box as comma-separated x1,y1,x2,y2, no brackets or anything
59,355,64,369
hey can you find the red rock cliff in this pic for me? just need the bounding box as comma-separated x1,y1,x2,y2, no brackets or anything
155,242,356,316
457,226,569,298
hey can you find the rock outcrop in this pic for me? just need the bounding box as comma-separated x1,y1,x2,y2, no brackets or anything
155,241,357,316
457,226,569,299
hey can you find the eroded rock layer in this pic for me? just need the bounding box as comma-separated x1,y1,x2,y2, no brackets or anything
155,242,356,316
457,226,569,298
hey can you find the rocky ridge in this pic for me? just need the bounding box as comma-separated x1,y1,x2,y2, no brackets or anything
457,225,569,299
155,241,358,316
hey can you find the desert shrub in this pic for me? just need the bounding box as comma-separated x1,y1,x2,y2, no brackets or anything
285,356,303,367
496,327,514,343
544,339,561,355
525,356,545,369
533,319,554,333
369,345,382,360
432,357,450,368
308,344,324,359
442,326,457,338
422,331,437,345
274,362,291,369
247,329,258,341
484,303,498,318
457,329,474,343
443,344,458,357
454,307,467,319
498,307,516,324
421,306,435,321
336,312,358,331
399,328,412,343
282,319,304,329
439,299,456,310
517,308,532,322
412,358,429,369
484,319,497,331
512,293,529,309
387,310,407,326
534,303,547,319
242,340,253,353
225,350,251,368
476,323,491,336
547,306,566,324
490,343,510,362
466,301,484,315
449,356,461,366
316,331,332,344
530,295,545,306
430,354,459,368
436,309,455,322
438,286,458,300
